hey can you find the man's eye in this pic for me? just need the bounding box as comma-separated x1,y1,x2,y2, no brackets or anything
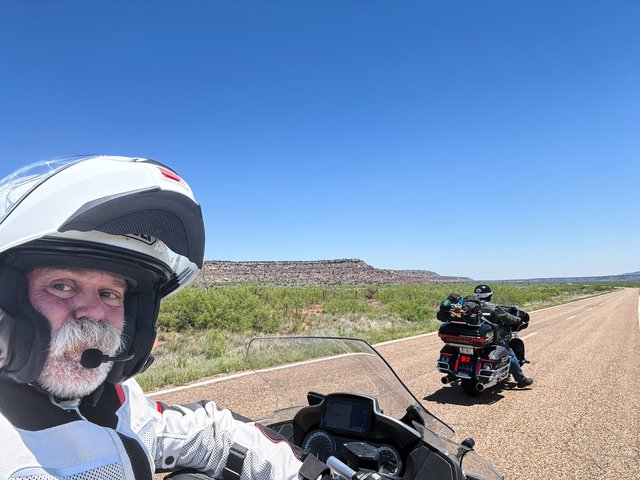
100,291,122,300
51,282,72,291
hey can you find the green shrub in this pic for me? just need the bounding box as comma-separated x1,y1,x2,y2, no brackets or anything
158,286,281,333
158,289,217,331
202,330,226,359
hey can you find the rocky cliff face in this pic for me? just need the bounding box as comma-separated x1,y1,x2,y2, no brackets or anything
193,259,471,286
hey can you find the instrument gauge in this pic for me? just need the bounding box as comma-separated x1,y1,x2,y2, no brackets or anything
302,430,336,462
377,444,402,476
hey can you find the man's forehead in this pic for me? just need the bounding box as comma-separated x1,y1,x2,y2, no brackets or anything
29,267,129,289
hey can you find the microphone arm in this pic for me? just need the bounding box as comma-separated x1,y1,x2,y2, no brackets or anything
80,348,135,369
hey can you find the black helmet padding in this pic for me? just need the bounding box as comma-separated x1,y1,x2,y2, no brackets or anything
0,267,50,384
105,288,161,384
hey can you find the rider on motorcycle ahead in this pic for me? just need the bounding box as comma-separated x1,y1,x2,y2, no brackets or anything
473,284,534,389
0,156,331,480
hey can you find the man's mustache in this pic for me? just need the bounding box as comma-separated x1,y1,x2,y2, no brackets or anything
48,317,125,358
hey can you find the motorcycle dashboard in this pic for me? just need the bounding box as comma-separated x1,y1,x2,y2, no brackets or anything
293,392,420,449
320,393,374,436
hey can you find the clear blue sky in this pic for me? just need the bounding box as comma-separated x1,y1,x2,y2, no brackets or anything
1,1,638,280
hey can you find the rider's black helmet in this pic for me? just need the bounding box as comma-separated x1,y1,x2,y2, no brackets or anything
474,284,493,301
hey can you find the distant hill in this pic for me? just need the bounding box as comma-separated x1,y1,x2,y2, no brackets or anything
190,259,638,286
193,259,471,286
500,271,640,283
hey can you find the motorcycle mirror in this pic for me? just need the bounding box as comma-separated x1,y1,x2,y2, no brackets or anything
461,437,476,450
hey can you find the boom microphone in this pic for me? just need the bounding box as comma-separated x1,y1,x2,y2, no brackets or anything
80,348,135,369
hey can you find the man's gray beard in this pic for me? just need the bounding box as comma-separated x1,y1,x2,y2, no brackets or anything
38,318,125,399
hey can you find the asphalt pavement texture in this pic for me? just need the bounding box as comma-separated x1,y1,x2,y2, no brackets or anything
151,288,640,480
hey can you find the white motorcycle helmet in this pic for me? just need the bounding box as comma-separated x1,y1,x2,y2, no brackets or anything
0,155,205,386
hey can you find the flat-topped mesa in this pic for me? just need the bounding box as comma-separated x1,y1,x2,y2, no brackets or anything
193,259,471,286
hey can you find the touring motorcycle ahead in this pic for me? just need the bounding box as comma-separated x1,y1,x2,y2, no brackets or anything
436,295,529,396
158,336,505,480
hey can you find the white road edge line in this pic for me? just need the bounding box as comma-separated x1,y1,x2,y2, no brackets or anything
148,370,254,396
375,331,438,346
148,351,358,397
567,315,577,320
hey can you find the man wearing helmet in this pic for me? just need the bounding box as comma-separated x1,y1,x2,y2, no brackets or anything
0,157,328,480
473,284,534,389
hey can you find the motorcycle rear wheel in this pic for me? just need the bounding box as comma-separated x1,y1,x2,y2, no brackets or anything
461,379,482,397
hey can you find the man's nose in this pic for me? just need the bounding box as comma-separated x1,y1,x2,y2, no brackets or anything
71,290,110,321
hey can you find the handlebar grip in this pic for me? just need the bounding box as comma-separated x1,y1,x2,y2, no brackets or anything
326,456,357,480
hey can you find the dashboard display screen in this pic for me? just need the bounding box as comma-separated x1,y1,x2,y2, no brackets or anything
321,396,372,435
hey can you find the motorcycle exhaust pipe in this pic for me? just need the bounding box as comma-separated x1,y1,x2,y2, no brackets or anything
476,379,498,392
441,375,454,384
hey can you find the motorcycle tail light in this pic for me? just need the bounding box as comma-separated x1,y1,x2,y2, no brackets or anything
460,355,471,363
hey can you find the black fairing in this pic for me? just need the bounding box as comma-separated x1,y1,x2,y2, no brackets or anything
402,445,458,480
509,337,526,363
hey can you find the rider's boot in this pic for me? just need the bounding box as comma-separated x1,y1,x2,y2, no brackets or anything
517,377,534,388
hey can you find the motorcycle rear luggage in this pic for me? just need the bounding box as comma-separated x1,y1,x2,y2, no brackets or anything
438,321,495,347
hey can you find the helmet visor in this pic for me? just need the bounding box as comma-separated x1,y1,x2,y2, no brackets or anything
0,157,89,225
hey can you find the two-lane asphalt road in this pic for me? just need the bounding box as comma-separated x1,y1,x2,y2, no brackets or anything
376,288,640,479
151,288,639,479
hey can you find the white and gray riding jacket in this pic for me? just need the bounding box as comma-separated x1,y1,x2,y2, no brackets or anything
0,377,306,480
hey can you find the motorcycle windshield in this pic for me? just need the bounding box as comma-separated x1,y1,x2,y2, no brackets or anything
245,336,455,439
245,336,504,480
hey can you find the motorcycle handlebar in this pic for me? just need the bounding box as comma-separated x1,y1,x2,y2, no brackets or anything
326,456,387,480
327,456,357,479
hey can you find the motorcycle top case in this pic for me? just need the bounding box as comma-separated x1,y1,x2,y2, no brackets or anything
437,321,496,347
